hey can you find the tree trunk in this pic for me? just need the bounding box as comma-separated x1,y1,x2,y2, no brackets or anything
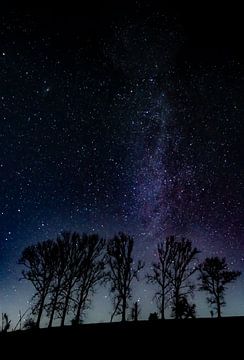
48,288,59,328
217,297,221,318
75,302,82,324
110,300,120,322
161,292,165,320
60,286,71,327
36,294,46,328
121,296,126,322
75,290,85,324
134,302,138,321
175,289,180,320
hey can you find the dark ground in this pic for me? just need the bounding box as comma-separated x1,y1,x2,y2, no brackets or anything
0,317,242,356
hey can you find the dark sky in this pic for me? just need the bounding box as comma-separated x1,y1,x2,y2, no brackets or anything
0,2,243,325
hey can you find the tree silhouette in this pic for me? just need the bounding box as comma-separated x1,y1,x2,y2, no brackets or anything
146,238,174,319
73,233,106,325
107,233,144,322
166,236,200,319
148,312,158,321
46,236,68,328
19,240,56,328
57,231,84,327
199,257,241,318
20,231,106,328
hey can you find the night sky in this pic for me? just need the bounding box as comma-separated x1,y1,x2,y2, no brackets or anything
0,2,243,326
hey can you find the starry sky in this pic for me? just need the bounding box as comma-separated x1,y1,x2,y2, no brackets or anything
0,2,243,325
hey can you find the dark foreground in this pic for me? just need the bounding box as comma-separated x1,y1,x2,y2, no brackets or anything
1,317,242,355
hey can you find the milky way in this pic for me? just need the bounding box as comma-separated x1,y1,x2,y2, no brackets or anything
0,5,243,324
103,16,243,260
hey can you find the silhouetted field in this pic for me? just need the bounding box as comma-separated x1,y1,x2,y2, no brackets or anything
1,317,242,355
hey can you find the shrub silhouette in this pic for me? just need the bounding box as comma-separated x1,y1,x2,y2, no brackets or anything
148,312,159,321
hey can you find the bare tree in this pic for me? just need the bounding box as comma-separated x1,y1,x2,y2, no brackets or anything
58,231,83,327
73,233,106,324
147,238,174,319
199,257,241,318
19,240,56,328
46,236,68,328
20,231,106,328
107,233,144,322
167,236,200,319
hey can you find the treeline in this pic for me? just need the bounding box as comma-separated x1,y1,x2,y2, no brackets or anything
19,232,241,328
